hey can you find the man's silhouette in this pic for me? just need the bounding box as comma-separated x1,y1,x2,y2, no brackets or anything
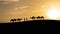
24,18,26,21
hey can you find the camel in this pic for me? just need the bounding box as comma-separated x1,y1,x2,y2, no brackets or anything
40,16,44,20
17,18,22,22
36,16,41,19
30,16,35,20
36,16,44,20
10,18,16,23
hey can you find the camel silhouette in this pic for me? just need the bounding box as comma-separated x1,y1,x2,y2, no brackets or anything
40,16,44,20
10,19,15,22
30,16,35,20
10,16,44,22
17,18,22,22
36,16,41,19
36,16,44,20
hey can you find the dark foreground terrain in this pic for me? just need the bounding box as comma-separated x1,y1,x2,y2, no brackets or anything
0,20,60,33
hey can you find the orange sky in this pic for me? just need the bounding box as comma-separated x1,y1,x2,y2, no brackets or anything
0,0,60,22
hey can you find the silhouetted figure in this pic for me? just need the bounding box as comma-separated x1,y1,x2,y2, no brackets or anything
40,16,44,20
17,18,22,22
30,16,35,20
24,18,26,21
36,16,41,19
10,19,15,22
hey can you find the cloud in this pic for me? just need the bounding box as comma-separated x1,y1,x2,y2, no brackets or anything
0,0,19,2
19,6,29,9
14,6,29,10
9,0,19,2
0,0,19,4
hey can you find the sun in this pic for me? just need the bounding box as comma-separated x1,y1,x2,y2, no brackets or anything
47,8,59,20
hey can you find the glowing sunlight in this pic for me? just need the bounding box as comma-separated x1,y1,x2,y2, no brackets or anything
47,8,60,20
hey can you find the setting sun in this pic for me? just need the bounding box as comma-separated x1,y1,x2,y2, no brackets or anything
47,8,60,20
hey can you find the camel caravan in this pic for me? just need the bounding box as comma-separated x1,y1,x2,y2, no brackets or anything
10,16,44,22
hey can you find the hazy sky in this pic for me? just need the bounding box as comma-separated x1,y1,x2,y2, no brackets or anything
0,0,60,22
